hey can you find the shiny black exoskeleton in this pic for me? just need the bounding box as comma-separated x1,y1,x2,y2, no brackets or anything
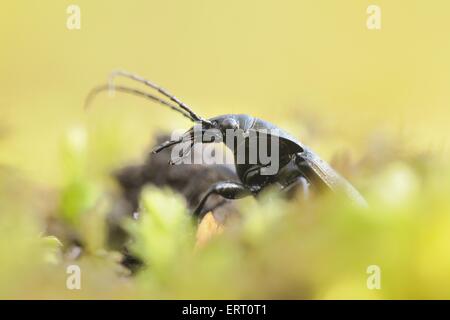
87,71,367,218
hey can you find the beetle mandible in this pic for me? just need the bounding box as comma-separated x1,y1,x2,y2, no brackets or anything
86,70,367,217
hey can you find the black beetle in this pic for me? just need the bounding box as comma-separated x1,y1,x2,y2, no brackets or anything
87,70,367,217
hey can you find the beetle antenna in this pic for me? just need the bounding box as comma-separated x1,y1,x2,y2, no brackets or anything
84,84,195,122
109,70,212,125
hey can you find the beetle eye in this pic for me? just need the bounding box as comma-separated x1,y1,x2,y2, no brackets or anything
221,118,239,130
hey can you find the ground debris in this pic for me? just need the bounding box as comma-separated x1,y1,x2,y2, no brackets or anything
107,134,242,267
113,135,240,220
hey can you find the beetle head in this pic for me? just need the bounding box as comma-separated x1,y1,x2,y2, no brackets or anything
151,114,244,158
207,115,240,134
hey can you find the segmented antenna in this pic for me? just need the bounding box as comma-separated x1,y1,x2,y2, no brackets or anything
109,70,212,125
84,84,194,122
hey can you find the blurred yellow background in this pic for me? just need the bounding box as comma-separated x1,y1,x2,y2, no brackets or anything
1,1,449,184
1,1,450,300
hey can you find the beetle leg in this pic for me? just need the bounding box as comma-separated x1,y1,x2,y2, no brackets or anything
241,163,274,189
168,139,196,165
152,137,183,153
152,126,196,154
281,176,310,200
193,181,252,218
